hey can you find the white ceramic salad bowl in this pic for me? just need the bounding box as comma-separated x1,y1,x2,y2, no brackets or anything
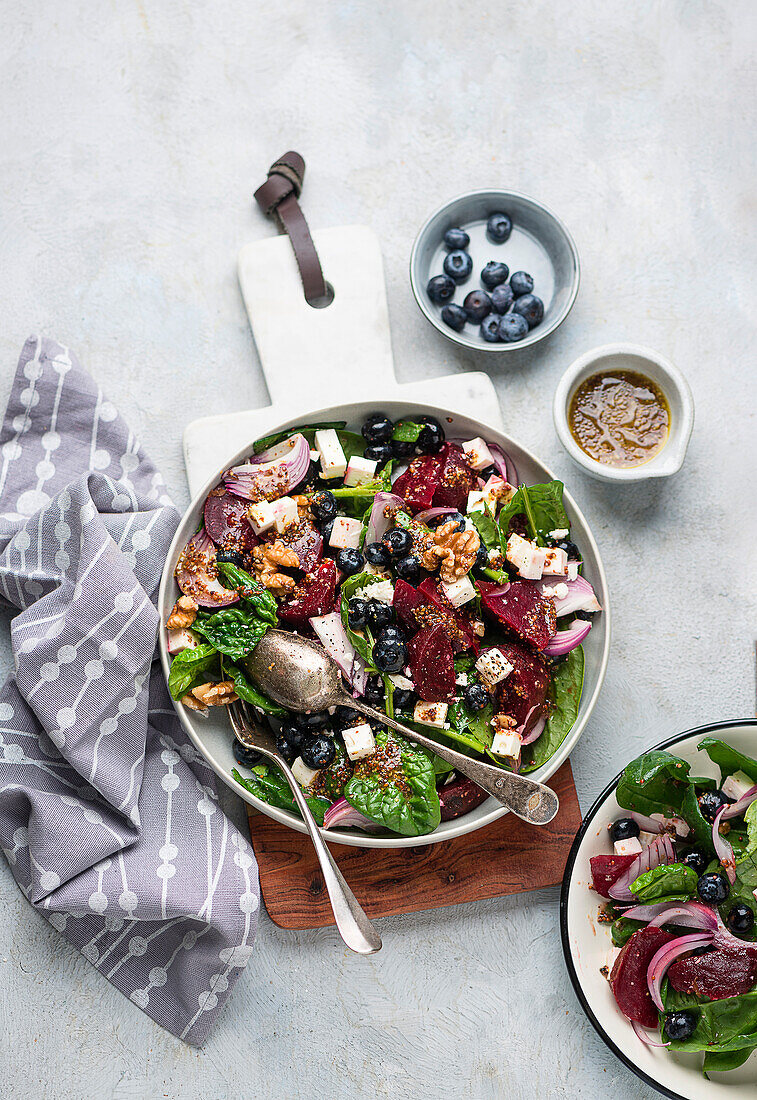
159,399,611,848
561,720,757,1098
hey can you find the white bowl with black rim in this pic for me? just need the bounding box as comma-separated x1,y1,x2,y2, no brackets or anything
561,719,757,1098
159,399,610,848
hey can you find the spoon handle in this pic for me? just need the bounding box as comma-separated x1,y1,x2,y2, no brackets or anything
272,752,383,954
349,698,559,826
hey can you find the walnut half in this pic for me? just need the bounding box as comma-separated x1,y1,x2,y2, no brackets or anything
167,594,198,629
251,540,300,596
189,681,239,706
421,520,481,584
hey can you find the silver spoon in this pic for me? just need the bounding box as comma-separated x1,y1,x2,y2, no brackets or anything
244,629,559,826
228,700,382,955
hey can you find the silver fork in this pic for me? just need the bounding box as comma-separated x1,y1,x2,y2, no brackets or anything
227,701,382,955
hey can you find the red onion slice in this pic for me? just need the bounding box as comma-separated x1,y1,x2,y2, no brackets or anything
488,442,519,488
624,900,719,932
223,432,310,501
721,785,757,820
310,612,366,692
536,574,602,618
484,582,511,598
323,797,383,832
543,618,591,657
631,1020,670,1048
365,492,405,545
609,834,676,902
520,716,546,746
647,933,715,1011
712,806,737,885
414,506,457,524
174,530,239,607
629,811,664,835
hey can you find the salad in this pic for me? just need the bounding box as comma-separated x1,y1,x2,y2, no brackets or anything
165,412,602,838
591,738,757,1073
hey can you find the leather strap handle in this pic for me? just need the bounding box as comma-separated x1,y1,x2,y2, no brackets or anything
253,152,330,306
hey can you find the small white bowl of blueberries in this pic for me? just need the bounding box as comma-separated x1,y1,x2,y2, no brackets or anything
410,189,580,352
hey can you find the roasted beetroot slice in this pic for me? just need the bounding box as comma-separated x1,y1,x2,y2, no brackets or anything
493,640,551,728
392,454,442,513
589,853,638,899
204,489,257,551
478,579,557,651
417,578,478,653
432,443,479,512
439,776,489,821
407,624,456,702
278,559,337,626
393,578,426,630
668,947,757,1001
610,927,675,1027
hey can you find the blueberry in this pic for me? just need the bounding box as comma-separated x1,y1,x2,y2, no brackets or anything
497,314,529,343
377,624,405,646
472,544,489,576
311,490,337,524
364,675,385,704
441,304,468,333
416,416,445,454
364,442,393,466
573,610,594,621
361,414,393,444
233,738,262,767
295,710,330,731
511,293,544,329
555,538,581,561
443,250,473,284
726,904,755,935
509,271,534,297
382,527,413,558
463,290,492,323
697,872,730,904
443,227,470,251
301,734,336,770
292,458,323,492
320,518,334,544
480,316,501,343
490,284,515,314
395,555,421,584
609,818,640,843
333,705,360,728
681,847,708,876
275,730,297,764
365,541,391,566
664,1010,698,1042
486,212,512,243
391,438,416,459
481,261,509,289
393,687,415,710
280,722,308,753
366,599,394,630
373,637,407,674
698,789,731,823
463,683,489,711
216,550,244,567
427,275,456,305
336,547,364,576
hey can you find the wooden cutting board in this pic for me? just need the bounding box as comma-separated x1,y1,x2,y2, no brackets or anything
247,760,581,928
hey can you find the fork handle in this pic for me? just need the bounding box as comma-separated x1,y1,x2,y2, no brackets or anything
271,753,382,955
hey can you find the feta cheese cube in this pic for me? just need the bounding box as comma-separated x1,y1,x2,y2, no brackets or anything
270,495,298,533
506,533,547,580
549,528,569,539
364,561,390,577
722,771,756,801
389,674,414,691
461,436,494,471
466,490,486,514
343,455,378,487
475,648,514,689
553,582,569,600
342,722,376,761
542,547,568,576
413,701,448,728
291,756,319,789
483,475,514,507
491,729,522,762
455,672,469,687
246,500,276,534
614,837,643,857
167,628,198,654
441,575,476,608
329,516,363,550
567,561,579,582
354,578,395,604
314,428,347,480
309,448,320,462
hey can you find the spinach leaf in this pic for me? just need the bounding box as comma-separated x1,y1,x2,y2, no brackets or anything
232,767,331,825
725,801,757,931
343,730,441,836
193,606,269,661
666,989,757,1055
440,699,490,753
167,643,219,700
661,977,703,1012
252,421,346,454
521,645,585,773
616,749,691,817
339,571,385,667
630,862,698,903
469,506,499,550
679,782,716,851
391,420,424,443
498,480,569,545
223,660,287,715
216,562,278,624
703,1047,755,1073
698,737,757,785
330,461,393,503
611,917,646,947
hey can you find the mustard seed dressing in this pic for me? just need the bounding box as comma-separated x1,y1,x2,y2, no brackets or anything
569,370,670,468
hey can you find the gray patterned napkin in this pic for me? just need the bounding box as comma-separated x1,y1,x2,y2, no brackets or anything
0,336,259,1044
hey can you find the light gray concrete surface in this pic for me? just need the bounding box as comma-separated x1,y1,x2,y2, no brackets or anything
1,2,755,1098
